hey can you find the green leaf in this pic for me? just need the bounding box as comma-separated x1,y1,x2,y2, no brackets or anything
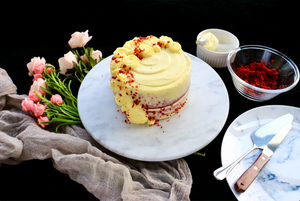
40,86,53,96
194,152,206,157
62,107,80,118
66,68,76,74
83,69,89,74
87,47,93,56
39,120,51,125
65,44,72,52
74,72,83,83
81,60,87,69
59,107,80,120
44,118,80,124
71,100,77,110
54,121,81,132
73,61,82,73
89,57,97,67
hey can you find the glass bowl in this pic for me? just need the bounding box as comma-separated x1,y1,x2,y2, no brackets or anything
227,45,299,101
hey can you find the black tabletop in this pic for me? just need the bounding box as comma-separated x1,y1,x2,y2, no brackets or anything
1,1,299,200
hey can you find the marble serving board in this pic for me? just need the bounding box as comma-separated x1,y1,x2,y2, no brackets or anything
77,53,229,161
221,105,300,201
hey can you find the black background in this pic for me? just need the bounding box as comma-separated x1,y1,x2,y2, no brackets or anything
1,0,299,200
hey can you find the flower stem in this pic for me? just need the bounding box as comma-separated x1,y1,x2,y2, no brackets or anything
36,67,82,131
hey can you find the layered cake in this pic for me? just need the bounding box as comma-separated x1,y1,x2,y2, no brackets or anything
110,35,191,125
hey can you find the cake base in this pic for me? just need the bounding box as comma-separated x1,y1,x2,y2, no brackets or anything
146,89,189,120
113,88,189,124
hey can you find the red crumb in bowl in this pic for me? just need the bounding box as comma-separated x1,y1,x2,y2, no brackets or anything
234,62,280,89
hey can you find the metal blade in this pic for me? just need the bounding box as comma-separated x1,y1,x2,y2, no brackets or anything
252,113,293,148
262,123,292,157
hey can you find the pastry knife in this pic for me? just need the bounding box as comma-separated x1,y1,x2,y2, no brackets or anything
214,113,294,181
234,122,293,193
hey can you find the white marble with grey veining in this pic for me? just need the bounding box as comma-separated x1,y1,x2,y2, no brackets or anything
77,53,229,161
221,105,300,201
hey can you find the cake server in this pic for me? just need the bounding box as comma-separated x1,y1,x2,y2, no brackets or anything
234,122,292,192
213,113,294,180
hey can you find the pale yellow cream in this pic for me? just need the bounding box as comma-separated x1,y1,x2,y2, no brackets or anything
198,32,219,51
110,35,191,125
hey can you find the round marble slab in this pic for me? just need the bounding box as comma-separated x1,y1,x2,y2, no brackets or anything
78,53,229,161
221,105,300,201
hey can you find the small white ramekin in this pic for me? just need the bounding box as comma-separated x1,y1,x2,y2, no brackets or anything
196,28,239,68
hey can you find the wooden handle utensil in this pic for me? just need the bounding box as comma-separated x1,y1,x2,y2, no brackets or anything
234,152,270,193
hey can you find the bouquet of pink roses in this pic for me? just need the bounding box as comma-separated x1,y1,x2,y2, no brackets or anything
21,30,103,131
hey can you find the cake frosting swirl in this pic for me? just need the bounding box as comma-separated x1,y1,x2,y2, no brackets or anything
110,35,191,125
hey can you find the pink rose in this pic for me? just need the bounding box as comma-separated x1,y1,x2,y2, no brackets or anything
34,63,45,74
58,51,78,75
45,64,55,72
27,57,46,76
21,98,34,112
81,50,103,64
68,30,92,48
30,78,47,96
37,116,49,128
28,90,42,102
31,102,45,117
50,94,63,105
32,73,43,82
46,67,56,73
